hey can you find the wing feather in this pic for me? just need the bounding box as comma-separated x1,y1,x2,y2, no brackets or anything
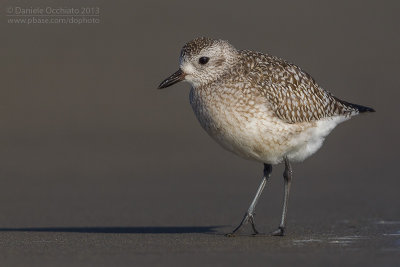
240,50,356,123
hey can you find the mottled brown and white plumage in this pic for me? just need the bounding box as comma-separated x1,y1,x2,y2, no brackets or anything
158,37,374,236
170,37,373,164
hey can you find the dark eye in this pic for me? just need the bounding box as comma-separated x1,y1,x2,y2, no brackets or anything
198,57,210,65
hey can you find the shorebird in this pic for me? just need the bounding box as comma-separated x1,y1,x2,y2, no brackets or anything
158,37,375,236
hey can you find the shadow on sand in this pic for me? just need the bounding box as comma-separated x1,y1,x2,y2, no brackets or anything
0,226,223,234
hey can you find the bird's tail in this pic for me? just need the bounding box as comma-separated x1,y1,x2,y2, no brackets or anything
333,97,376,114
344,101,375,113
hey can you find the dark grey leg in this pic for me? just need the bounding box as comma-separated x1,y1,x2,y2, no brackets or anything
226,164,272,236
272,156,292,236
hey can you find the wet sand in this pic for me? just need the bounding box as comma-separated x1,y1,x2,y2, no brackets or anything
0,132,399,266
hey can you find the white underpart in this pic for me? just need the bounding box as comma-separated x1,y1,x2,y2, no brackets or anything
190,87,351,165
285,116,349,162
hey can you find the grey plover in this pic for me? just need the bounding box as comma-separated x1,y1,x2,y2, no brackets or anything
158,37,375,236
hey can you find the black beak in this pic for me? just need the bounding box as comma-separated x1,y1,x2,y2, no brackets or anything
158,69,185,89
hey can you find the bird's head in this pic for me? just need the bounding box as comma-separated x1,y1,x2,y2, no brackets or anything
158,37,239,89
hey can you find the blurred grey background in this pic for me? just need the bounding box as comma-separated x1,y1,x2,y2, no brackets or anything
1,0,399,266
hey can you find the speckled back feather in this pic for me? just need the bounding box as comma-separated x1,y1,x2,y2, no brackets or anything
229,50,369,123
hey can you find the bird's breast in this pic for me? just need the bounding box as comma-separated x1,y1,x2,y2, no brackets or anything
189,86,290,163
189,86,256,138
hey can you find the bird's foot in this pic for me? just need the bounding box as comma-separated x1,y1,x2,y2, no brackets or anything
225,212,260,237
271,226,285,236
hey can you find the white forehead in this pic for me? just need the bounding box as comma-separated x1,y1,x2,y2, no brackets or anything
181,62,196,74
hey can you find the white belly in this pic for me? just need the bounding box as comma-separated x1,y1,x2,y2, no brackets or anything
189,88,347,164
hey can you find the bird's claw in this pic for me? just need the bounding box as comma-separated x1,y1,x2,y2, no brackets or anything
271,226,285,236
226,212,260,237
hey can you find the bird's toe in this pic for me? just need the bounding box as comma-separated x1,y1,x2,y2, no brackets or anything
271,227,285,236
